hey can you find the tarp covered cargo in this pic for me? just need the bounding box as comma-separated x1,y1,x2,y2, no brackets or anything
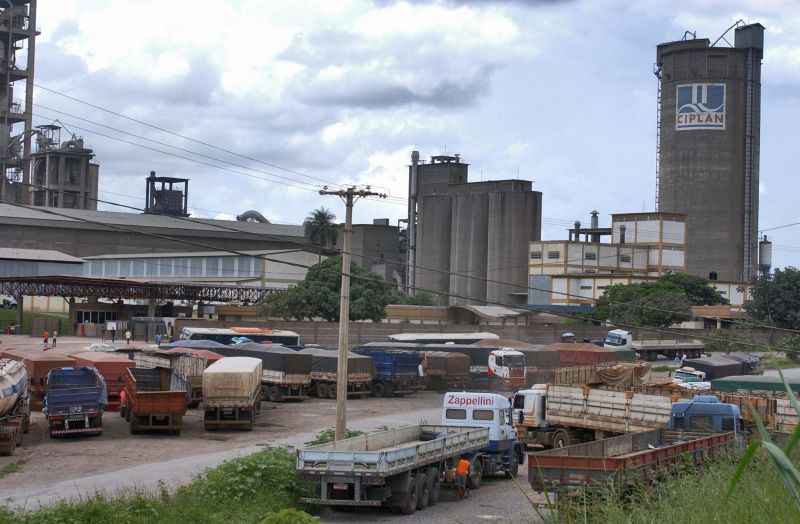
160,340,227,350
684,355,745,381
215,343,312,374
712,369,800,393
203,357,262,402
517,348,560,368
72,352,134,396
299,347,374,376
420,351,470,377
3,349,75,384
545,343,631,367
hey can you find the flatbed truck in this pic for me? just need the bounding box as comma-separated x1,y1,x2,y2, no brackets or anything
122,367,189,435
297,392,524,514
604,329,704,361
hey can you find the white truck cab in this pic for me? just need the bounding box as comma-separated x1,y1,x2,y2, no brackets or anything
511,385,548,429
604,329,632,350
487,349,527,388
443,392,517,446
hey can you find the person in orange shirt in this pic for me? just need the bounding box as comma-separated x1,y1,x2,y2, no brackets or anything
42,329,49,346
455,457,471,498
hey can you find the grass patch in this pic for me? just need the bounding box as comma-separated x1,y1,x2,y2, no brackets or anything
760,352,796,370
553,452,800,524
0,447,313,524
0,463,19,480
305,427,364,446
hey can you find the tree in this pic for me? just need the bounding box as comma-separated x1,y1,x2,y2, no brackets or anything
303,207,338,249
257,291,290,320
281,257,393,322
596,282,691,328
390,290,437,306
658,272,726,306
746,267,800,330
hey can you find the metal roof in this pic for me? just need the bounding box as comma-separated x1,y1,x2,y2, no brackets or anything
0,247,84,263
84,248,310,260
0,204,306,238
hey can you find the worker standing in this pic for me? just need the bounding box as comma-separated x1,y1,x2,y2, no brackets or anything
454,457,471,499
52,330,58,347
125,329,132,345
42,329,49,346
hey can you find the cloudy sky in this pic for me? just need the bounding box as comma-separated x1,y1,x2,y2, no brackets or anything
29,0,800,268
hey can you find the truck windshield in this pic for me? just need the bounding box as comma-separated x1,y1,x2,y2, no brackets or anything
502,355,526,367
674,371,703,383
604,334,625,346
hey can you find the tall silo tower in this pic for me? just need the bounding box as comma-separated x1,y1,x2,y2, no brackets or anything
656,23,763,282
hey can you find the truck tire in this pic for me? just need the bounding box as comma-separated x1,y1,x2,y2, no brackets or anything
468,458,482,489
130,417,139,435
268,386,283,402
416,471,430,510
372,382,387,398
399,475,418,515
315,382,326,398
552,430,570,449
427,467,440,506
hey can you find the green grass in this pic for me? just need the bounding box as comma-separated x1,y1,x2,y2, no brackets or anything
554,453,800,524
0,463,19,480
0,448,314,524
305,427,364,446
760,352,796,370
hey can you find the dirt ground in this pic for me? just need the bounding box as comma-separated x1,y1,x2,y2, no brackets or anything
0,334,444,491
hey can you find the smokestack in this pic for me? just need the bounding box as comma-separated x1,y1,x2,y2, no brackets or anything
407,151,420,295
590,210,600,243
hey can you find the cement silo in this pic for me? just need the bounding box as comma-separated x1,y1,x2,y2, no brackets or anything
416,194,452,302
448,193,489,305
656,23,763,282
486,188,542,304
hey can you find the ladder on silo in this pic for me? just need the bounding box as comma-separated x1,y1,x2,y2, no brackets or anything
654,63,663,211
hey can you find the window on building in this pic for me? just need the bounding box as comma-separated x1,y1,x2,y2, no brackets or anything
222,257,235,277
175,258,189,277
547,251,560,260
472,409,494,421
66,159,81,185
190,257,202,277
584,252,597,261
580,285,593,290
620,254,632,263
530,251,542,260
239,256,253,276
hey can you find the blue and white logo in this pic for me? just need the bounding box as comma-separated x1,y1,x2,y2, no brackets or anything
676,83,726,130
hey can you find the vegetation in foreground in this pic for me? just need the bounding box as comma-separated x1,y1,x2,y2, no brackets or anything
553,452,800,524
0,448,314,524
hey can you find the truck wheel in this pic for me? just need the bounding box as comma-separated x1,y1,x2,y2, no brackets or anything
22,414,29,434
427,467,440,505
399,476,418,515
269,386,283,402
372,382,387,398
315,382,326,398
468,459,483,489
327,385,338,400
416,471,430,510
552,430,570,449
129,418,139,435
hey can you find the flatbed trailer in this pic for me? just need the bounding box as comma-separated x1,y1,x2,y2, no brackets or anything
528,428,735,491
297,424,489,514
632,339,704,361
122,367,189,435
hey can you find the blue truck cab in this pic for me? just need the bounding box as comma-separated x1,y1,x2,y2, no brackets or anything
44,367,107,438
442,392,525,480
668,395,742,435
352,347,422,397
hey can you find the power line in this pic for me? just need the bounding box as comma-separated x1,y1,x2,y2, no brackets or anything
761,221,800,233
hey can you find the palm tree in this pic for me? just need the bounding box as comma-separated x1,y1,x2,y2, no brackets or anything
304,207,338,249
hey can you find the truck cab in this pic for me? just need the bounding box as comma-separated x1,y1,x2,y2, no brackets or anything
443,392,517,447
511,385,547,430
487,350,526,389
669,395,742,435
604,329,632,351
673,367,707,383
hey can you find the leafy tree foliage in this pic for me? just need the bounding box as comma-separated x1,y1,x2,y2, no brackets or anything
746,267,800,330
265,257,391,322
303,207,338,248
391,290,436,306
594,272,723,327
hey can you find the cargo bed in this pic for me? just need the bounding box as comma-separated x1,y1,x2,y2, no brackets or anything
528,428,734,490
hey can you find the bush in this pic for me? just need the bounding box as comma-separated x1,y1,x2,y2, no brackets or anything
305,427,363,446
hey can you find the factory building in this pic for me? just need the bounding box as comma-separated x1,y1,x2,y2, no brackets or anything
28,125,99,210
0,1,37,205
656,23,764,282
335,219,404,287
528,212,750,308
407,152,542,306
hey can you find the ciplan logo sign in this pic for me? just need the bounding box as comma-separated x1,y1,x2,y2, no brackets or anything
676,83,726,131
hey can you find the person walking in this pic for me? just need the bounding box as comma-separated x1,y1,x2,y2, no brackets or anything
125,329,132,345
454,457,471,499
52,330,58,347
42,329,49,346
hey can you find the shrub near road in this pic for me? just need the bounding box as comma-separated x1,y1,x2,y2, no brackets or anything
0,448,314,524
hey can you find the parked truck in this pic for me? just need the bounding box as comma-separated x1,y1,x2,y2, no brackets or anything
604,329,704,361
0,359,30,455
217,343,311,402
297,392,524,514
44,367,107,438
299,347,374,399
352,345,423,397
121,367,190,435
513,384,741,449
528,428,737,491
203,357,262,430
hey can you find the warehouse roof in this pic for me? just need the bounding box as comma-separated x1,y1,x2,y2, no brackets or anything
84,248,310,260
0,247,84,264
0,204,306,238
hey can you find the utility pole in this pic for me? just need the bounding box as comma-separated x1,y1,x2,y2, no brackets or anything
319,185,387,441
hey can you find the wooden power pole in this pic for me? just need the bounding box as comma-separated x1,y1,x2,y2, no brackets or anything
319,186,386,441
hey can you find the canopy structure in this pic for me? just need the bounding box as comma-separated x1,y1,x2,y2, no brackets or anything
0,275,276,302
